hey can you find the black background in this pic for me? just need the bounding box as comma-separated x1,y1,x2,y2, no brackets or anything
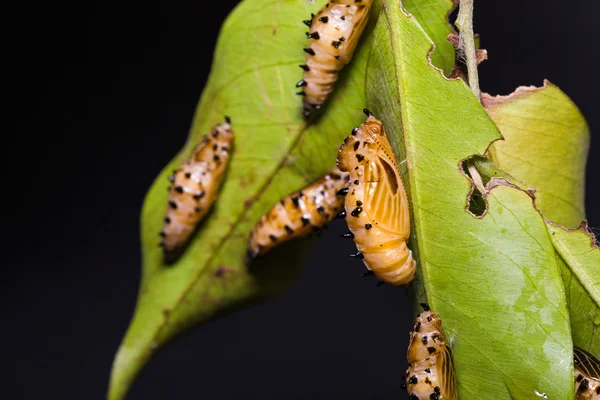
7,0,599,399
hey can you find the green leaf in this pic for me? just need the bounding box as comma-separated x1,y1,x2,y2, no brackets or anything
483,81,590,228
548,222,600,355
403,0,456,74
481,83,598,356
366,1,573,398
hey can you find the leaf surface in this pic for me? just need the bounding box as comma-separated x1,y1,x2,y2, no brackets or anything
483,82,590,228
366,1,574,398
482,83,598,356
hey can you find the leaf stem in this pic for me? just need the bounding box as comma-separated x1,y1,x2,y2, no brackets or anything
455,0,480,99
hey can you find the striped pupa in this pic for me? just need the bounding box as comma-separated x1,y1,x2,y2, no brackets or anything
336,109,415,286
297,0,374,119
247,168,349,260
160,118,234,255
404,304,457,400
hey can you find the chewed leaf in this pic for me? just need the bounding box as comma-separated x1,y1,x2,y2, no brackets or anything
482,81,597,356
483,81,590,228
366,1,573,398
547,222,600,355
402,0,457,74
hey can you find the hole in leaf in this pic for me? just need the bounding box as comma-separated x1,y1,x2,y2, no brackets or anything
462,158,487,217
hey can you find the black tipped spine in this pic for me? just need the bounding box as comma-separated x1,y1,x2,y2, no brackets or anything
363,108,373,117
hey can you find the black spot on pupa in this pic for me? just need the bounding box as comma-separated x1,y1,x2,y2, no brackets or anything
168,201,178,209
164,217,171,224
284,225,294,234
213,155,220,162
291,196,300,207
407,375,417,385
174,186,184,194
353,179,359,185
334,55,340,60
317,206,325,215
340,15,345,20
159,231,166,237
356,200,363,206
427,347,436,354
194,206,201,213
299,64,310,71
337,188,349,196
184,172,191,179
303,47,315,55
335,210,346,219
365,223,372,230
427,316,433,322
356,154,364,162
303,19,312,27
424,368,431,373
339,36,345,42
353,141,360,151
193,191,206,201
409,394,418,400
269,235,277,242
296,79,307,87
352,127,359,135
422,336,428,344
307,32,320,40
331,40,341,49
430,393,439,400
213,144,218,150
351,207,362,217
318,16,328,23
301,217,310,226
212,130,218,138
296,91,306,96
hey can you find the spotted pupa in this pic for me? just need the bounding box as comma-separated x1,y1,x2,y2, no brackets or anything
574,346,600,400
336,109,415,286
297,0,374,119
247,168,349,260
160,117,234,255
404,304,457,400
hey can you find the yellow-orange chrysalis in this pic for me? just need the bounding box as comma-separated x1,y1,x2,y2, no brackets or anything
160,118,234,255
247,168,349,260
297,0,374,118
336,109,415,286
404,304,457,400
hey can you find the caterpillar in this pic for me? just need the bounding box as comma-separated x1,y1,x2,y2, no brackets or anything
336,109,415,286
297,0,374,119
247,168,349,260
159,117,234,255
403,304,457,400
574,346,600,399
